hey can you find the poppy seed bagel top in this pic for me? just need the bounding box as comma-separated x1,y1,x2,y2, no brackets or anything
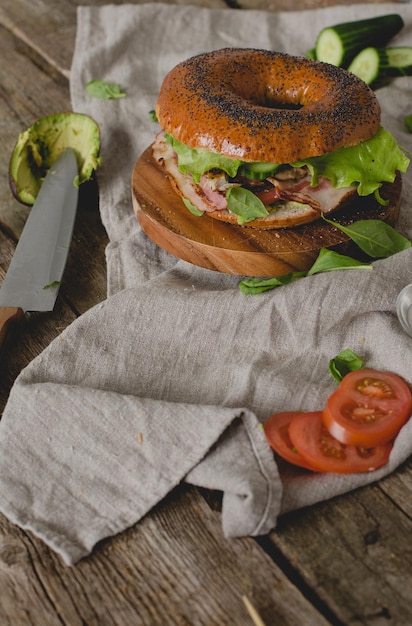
155,48,381,163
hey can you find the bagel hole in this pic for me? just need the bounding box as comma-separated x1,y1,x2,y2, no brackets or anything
263,97,303,111
263,88,303,110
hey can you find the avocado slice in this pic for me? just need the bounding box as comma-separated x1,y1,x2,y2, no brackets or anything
9,112,102,205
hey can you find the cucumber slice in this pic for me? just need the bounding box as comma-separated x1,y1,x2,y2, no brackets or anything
348,47,391,89
348,46,412,89
239,161,280,180
386,47,412,76
315,14,404,68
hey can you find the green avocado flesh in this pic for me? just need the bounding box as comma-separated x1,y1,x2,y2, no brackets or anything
9,112,102,205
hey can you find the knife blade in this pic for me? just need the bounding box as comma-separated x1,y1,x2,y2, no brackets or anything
0,147,78,353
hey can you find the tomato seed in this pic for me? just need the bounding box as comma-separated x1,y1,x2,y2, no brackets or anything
356,378,394,398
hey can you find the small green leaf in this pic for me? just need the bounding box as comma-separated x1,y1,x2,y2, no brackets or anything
239,272,307,294
329,349,364,383
226,187,268,224
322,215,411,258
239,247,372,294
86,79,126,100
43,280,61,289
404,114,412,133
307,248,373,275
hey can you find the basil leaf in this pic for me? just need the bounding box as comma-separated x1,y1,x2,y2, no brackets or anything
226,187,268,225
86,80,126,100
239,248,372,294
322,216,411,258
307,248,373,275
239,271,307,294
43,280,61,290
329,349,364,383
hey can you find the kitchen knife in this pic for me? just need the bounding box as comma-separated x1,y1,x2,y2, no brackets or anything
0,147,79,353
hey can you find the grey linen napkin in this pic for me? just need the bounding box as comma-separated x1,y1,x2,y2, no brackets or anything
1,3,412,566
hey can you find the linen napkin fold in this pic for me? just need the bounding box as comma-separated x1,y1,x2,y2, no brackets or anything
0,3,412,566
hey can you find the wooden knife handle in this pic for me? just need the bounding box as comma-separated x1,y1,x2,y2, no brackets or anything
0,307,24,358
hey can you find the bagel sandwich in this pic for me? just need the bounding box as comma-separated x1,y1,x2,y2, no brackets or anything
153,48,409,229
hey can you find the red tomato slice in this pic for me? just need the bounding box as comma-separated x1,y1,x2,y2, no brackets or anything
323,369,412,447
288,411,392,474
264,411,319,471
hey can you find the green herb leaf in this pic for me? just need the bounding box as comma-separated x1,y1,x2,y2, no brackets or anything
404,114,412,133
307,248,373,275
239,271,307,294
226,187,269,225
239,248,372,294
86,79,126,100
329,349,364,383
43,280,61,290
322,215,411,258
149,109,158,122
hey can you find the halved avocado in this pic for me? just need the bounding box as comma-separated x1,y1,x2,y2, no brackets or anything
9,112,102,205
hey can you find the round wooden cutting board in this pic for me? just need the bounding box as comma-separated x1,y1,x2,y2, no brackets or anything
131,145,402,276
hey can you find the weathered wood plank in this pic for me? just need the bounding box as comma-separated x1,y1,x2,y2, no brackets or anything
0,24,108,310
270,473,412,625
0,24,71,238
0,0,229,77
0,486,332,626
236,0,402,9
0,231,78,411
0,22,107,413
379,456,412,518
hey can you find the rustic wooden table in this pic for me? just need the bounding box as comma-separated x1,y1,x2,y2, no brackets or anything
0,1,410,624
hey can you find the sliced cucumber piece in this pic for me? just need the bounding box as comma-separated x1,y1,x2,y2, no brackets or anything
315,14,404,68
9,112,102,205
349,45,412,89
348,47,391,89
386,46,412,76
238,161,280,180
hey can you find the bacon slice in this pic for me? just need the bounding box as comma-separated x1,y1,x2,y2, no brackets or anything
153,132,227,213
261,175,357,213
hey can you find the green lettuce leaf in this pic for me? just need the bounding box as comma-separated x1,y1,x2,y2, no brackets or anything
182,197,204,216
165,134,241,183
294,127,410,196
166,128,409,226
166,128,409,198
